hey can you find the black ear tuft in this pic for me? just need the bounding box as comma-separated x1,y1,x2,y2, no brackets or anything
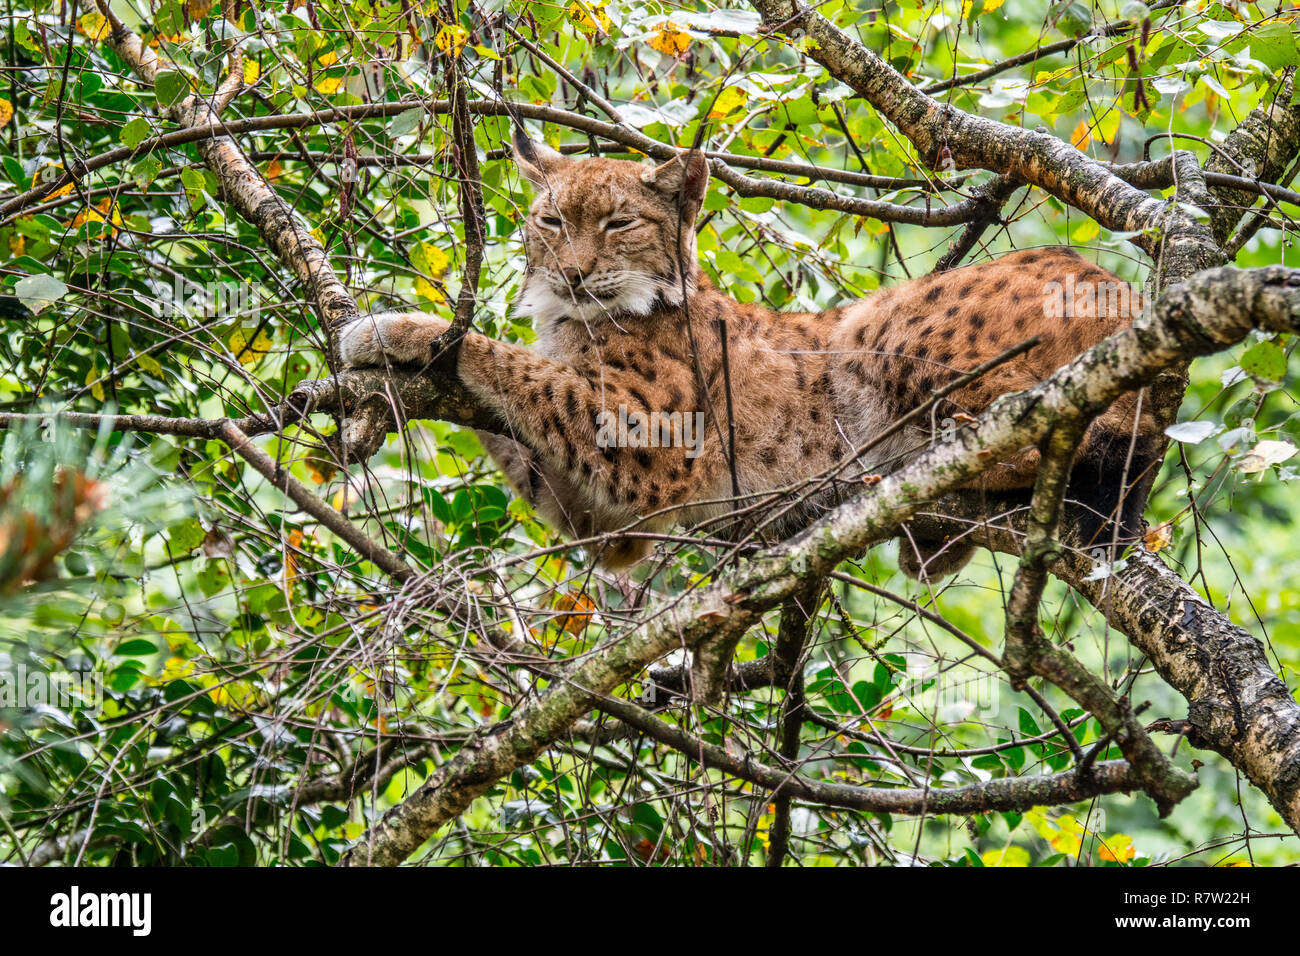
511,129,569,188
511,126,539,165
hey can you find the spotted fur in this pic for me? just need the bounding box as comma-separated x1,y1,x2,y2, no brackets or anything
340,141,1157,576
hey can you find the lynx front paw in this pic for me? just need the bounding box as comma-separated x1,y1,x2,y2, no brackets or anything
338,312,451,367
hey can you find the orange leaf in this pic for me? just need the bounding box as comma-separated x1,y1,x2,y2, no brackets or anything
554,590,598,634
1070,119,1090,151
1143,520,1173,553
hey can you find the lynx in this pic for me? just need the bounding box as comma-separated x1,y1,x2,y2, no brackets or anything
339,135,1158,577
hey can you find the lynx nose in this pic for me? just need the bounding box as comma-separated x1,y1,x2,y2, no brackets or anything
561,266,584,287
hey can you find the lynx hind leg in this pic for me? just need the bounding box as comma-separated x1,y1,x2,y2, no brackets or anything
897,534,976,581
1066,404,1160,552
1067,446,1158,552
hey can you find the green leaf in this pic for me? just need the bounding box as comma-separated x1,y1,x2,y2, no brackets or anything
1018,707,1042,737
14,273,68,314
115,639,160,657
121,117,152,150
132,158,164,190
1241,340,1286,383
181,167,208,210
154,70,189,107
1248,23,1300,71
167,518,206,553
390,108,423,137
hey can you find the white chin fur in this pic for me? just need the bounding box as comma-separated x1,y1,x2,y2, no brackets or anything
515,272,679,327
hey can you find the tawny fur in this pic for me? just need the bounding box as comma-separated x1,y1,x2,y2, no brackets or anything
340,140,1157,576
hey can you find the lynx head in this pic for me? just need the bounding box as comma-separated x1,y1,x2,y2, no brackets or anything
512,131,709,328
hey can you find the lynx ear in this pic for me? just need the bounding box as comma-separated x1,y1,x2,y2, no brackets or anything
512,129,569,188
642,150,709,208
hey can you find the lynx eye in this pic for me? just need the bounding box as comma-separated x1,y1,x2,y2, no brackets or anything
538,215,563,228
606,217,637,231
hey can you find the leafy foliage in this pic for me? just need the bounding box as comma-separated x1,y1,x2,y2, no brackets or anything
1,0,1299,865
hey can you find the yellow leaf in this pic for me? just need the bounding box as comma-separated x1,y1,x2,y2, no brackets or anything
76,12,109,42
70,198,121,238
0,98,12,126
316,50,338,68
709,86,748,119
284,528,304,584
264,159,284,181
228,328,273,366
1025,809,1056,841
163,656,194,680
415,277,445,305
981,846,1030,867
647,22,690,57
1098,833,1136,863
1056,814,1086,836
69,205,104,228
1092,111,1121,145
984,0,1006,10
435,24,469,56
86,366,106,402
567,1,612,37
8,233,25,257
37,164,75,199
415,242,450,277
1070,120,1090,150
243,59,260,85
1050,832,1081,855
1071,219,1100,243
314,77,343,94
